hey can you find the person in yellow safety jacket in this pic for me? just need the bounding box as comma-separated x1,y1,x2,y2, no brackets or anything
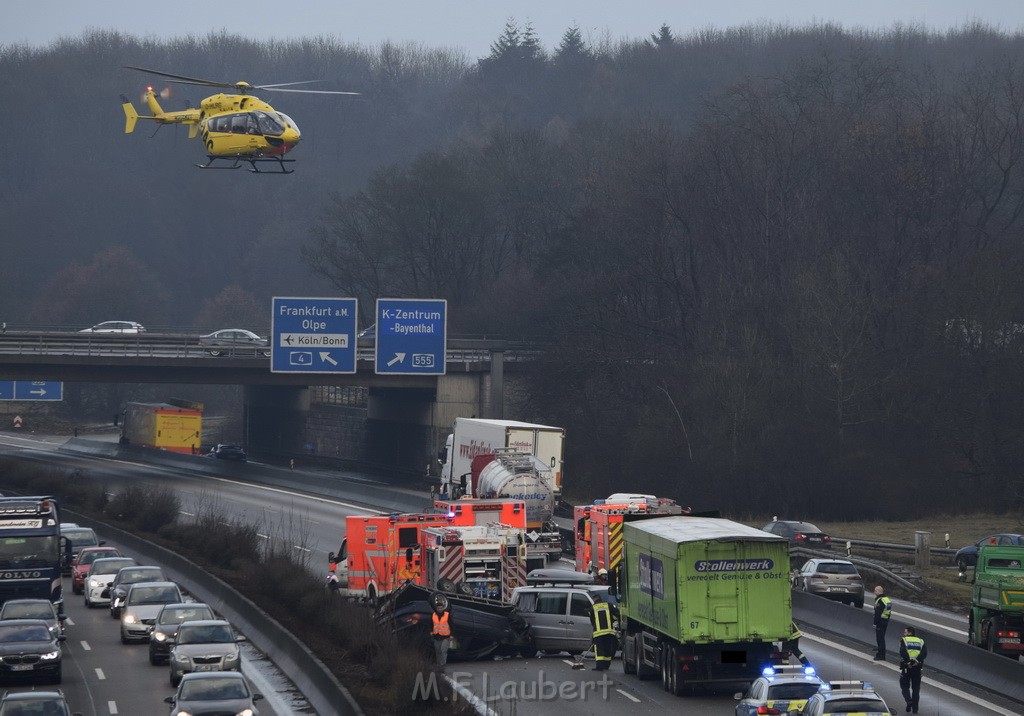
873,585,892,660
784,622,811,666
899,626,927,714
590,594,616,671
431,602,452,671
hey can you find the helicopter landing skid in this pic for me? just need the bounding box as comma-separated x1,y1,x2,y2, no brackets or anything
195,155,296,174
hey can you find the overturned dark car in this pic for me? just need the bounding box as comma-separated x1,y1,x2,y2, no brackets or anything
376,583,532,661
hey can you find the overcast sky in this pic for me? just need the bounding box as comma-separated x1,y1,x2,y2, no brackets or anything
4,1,1024,59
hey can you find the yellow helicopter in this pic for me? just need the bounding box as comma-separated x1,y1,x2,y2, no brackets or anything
119,66,358,174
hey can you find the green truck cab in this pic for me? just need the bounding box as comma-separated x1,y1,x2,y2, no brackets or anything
968,545,1024,659
618,516,792,694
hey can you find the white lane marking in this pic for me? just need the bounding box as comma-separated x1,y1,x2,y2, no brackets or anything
79,641,91,651
293,546,311,553
108,701,118,714
64,618,74,626
179,510,195,517
806,633,1018,715
895,610,966,637
444,674,501,716
95,667,105,680
561,659,576,667
616,688,641,703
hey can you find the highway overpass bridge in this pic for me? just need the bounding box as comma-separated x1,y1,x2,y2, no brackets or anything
0,332,534,473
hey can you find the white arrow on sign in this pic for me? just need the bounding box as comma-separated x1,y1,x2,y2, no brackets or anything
30,389,47,397
386,352,406,367
319,352,338,366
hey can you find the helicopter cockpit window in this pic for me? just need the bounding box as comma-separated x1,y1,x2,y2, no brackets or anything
275,112,301,138
254,111,284,137
246,113,260,135
231,114,248,134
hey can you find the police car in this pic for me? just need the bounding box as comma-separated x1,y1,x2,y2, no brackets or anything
734,665,826,716
799,681,893,716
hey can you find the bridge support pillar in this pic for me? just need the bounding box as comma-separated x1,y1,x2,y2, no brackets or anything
243,385,310,457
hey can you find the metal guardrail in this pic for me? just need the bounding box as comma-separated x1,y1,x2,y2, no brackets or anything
837,537,958,557
791,546,925,593
0,332,503,364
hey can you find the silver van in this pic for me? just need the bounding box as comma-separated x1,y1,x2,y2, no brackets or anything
510,583,616,655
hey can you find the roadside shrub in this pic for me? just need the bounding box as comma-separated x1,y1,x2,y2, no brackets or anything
105,483,180,532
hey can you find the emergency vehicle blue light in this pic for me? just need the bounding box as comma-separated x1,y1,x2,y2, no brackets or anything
447,512,456,519
803,665,816,675
761,666,776,677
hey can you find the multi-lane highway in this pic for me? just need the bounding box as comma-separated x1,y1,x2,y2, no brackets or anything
0,432,1021,715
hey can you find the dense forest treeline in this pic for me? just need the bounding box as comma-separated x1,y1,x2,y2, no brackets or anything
5,21,1024,519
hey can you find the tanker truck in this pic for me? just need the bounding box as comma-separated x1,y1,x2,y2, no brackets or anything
437,418,565,569
438,418,564,499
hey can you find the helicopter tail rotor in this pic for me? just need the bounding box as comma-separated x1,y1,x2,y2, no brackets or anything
140,86,172,103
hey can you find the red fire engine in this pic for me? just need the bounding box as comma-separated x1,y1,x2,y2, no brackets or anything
574,493,686,575
420,523,528,602
433,497,528,529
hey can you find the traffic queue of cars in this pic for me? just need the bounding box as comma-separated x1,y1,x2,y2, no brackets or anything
0,526,264,715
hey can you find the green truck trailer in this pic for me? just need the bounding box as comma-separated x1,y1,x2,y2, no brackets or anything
618,516,792,693
968,545,1024,659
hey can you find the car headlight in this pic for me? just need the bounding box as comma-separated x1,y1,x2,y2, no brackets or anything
122,614,138,624
226,650,240,665
89,578,102,588
153,631,167,642
173,652,189,663
238,709,254,716
40,650,60,661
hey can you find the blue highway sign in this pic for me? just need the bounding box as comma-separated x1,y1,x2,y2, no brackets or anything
271,297,358,374
374,298,447,375
0,381,64,401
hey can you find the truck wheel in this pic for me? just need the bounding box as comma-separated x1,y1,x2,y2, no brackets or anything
669,645,685,696
660,648,669,690
623,637,636,674
986,624,999,653
635,640,656,680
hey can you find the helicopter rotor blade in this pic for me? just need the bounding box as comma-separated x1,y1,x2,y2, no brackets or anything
124,66,235,89
255,80,324,89
125,65,360,95
258,87,361,95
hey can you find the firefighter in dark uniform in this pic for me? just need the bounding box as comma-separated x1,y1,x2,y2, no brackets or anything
590,593,616,671
899,626,927,713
